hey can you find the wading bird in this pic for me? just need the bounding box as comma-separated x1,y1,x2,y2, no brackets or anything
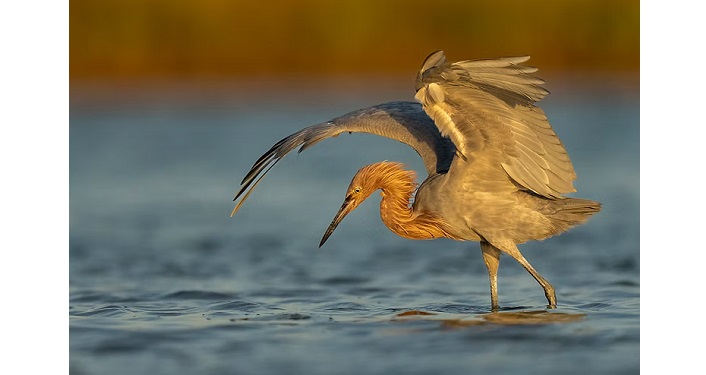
231,51,600,309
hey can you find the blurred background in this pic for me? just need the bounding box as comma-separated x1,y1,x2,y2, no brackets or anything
70,0,638,105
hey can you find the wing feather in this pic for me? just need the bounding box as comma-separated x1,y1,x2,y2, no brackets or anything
232,101,455,216
414,50,577,198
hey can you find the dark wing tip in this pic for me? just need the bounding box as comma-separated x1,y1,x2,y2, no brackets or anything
231,122,339,216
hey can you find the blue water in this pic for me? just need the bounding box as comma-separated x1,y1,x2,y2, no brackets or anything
70,84,639,374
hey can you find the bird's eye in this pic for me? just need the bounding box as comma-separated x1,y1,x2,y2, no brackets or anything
354,187,361,193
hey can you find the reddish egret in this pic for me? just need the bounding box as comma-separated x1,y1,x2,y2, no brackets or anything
231,51,601,309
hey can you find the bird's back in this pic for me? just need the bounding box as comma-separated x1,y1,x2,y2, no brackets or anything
413,173,600,244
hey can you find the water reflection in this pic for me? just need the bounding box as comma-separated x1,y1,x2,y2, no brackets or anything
394,309,585,327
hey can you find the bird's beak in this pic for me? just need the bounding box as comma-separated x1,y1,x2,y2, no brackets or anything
320,197,355,247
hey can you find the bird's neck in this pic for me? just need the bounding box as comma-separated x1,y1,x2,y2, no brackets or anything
375,169,456,240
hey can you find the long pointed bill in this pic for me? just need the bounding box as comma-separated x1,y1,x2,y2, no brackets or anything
319,198,355,247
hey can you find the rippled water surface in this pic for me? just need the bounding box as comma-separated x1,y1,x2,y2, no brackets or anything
70,87,639,374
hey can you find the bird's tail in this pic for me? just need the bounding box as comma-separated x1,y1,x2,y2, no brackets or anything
547,198,602,233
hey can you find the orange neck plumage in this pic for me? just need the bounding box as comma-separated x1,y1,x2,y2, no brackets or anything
360,162,458,240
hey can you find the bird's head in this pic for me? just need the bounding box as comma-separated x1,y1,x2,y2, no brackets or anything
320,162,411,247
319,167,377,247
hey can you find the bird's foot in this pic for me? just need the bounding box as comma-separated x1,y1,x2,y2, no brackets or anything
545,294,557,309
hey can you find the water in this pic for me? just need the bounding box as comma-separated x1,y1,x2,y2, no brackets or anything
70,85,639,374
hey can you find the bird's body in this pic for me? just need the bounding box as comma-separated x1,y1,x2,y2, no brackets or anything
232,51,600,309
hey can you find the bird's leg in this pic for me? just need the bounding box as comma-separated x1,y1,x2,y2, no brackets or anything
496,241,557,309
480,241,501,311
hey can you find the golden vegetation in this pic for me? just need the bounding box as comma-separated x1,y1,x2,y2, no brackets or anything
70,0,639,80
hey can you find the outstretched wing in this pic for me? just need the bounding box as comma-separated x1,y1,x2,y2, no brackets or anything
231,101,455,216
414,50,576,198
